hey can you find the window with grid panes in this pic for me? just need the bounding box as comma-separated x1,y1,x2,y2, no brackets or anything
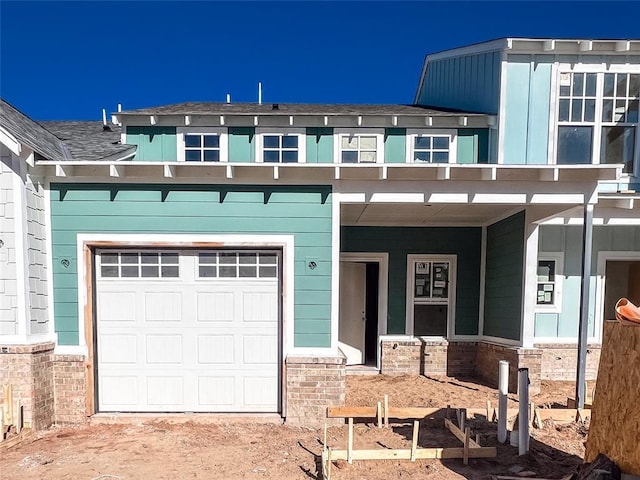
340,134,378,163
262,135,299,163
184,134,221,162
557,71,639,173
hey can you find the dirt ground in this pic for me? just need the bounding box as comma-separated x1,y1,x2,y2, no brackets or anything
0,375,592,480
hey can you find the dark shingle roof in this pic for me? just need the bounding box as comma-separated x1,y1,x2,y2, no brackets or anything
41,121,135,161
0,98,71,161
118,102,484,116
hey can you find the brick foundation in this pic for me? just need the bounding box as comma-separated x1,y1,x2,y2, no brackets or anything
285,354,346,426
536,343,601,381
380,338,422,375
380,338,543,395
0,342,55,430
53,354,87,424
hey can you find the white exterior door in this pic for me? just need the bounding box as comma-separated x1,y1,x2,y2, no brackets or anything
338,261,366,365
95,249,280,413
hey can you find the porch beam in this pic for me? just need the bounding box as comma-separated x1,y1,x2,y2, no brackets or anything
575,202,594,409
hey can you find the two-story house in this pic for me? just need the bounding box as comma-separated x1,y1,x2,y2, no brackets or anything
0,37,638,428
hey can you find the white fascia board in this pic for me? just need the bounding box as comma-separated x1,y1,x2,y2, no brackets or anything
423,38,508,63
0,126,22,156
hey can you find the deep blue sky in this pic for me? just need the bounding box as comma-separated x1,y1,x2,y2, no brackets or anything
1,1,639,120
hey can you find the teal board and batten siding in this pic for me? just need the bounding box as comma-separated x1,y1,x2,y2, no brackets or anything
306,128,333,163
483,211,525,341
341,226,482,335
535,225,640,339
50,184,332,347
125,127,177,161
416,51,502,114
384,129,406,163
457,129,489,164
502,55,553,165
127,126,486,164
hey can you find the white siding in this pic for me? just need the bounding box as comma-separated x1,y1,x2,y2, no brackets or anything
0,154,18,335
25,177,49,333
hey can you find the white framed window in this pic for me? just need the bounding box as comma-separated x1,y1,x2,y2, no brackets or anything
197,251,278,279
555,70,639,174
535,252,564,313
177,127,228,162
256,128,306,163
406,129,457,163
334,129,384,164
98,251,180,279
405,255,456,337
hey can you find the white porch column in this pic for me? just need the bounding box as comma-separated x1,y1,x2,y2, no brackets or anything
520,211,539,348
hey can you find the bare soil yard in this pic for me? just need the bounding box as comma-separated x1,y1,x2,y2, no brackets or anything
0,375,591,480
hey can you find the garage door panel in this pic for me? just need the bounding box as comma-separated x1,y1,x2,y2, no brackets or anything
243,335,278,364
243,377,278,408
144,292,182,322
243,291,278,322
100,376,139,407
96,249,280,413
197,376,235,407
145,335,183,364
196,291,235,322
98,291,136,322
99,334,137,364
197,335,234,364
146,377,184,406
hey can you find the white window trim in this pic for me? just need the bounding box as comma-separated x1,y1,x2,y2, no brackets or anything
255,128,306,164
333,128,385,164
405,254,457,339
549,66,640,176
535,252,564,314
177,127,228,163
405,129,457,164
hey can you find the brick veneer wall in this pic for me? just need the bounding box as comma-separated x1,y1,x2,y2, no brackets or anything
0,342,55,430
285,354,345,426
380,338,543,394
380,338,422,375
536,344,601,381
53,354,87,424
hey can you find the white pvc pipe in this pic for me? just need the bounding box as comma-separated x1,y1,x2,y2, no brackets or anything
518,368,530,455
498,360,508,443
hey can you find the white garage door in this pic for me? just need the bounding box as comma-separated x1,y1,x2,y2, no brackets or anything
95,249,280,413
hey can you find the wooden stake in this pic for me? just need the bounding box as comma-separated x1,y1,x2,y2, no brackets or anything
486,400,491,420
2,385,12,426
323,421,327,453
347,417,354,464
384,395,389,428
326,448,332,480
377,401,382,428
529,402,535,426
475,433,480,445
463,427,470,465
411,420,419,462
16,404,22,434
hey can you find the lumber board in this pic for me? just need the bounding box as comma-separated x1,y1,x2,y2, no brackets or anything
444,419,481,448
327,406,377,418
566,397,592,409
536,408,590,423
387,407,441,419
327,446,497,461
586,321,640,475
0,429,33,451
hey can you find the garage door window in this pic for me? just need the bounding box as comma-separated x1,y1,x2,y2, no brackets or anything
198,252,278,279
100,252,179,278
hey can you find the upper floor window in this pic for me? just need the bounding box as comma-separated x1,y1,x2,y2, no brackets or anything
177,127,227,162
334,129,384,163
256,128,306,163
556,71,639,174
406,129,457,163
